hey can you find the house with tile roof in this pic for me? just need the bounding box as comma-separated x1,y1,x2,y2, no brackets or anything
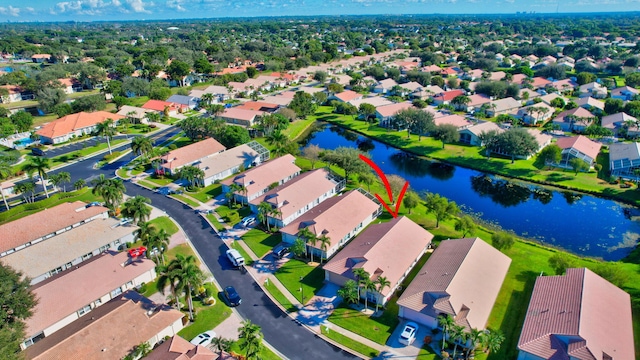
324,216,433,305
538,93,568,107
375,102,415,127
552,107,597,132
609,142,640,179
458,121,504,146
197,142,266,187
579,82,608,99
517,268,634,360
432,90,465,106
141,100,189,116
349,97,394,109
554,135,602,168
517,103,555,126
166,94,199,109
373,78,398,94
248,168,344,228
222,154,300,204
116,105,155,124
575,96,605,113
236,101,280,113
412,85,445,101
219,107,263,127
146,335,217,360
462,69,484,81
36,111,124,144
0,84,23,103
31,54,52,63
434,114,472,129
462,94,491,112
511,74,528,86
601,112,639,136
397,238,511,331
21,251,156,349
329,90,363,103
280,189,381,260
486,97,522,117
531,77,552,90
58,78,83,94
611,86,639,101
549,78,578,93
24,291,184,360
160,138,226,175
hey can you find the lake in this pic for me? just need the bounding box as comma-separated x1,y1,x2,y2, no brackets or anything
300,123,640,261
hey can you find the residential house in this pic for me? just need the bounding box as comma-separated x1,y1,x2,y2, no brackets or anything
486,97,521,117
602,112,638,136
575,96,605,113
464,94,491,112
146,335,216,360
280,189,381,260
248,168,344,228
227,81,255,95
261,95,293,107
141,100,189,116
297,86,327,96
538,93,568,107
221,154,301,204
611,86,639,101
116,105,155,124
396,81,423,96
375,102,415,127
332,74,353,87
200,85,232,102
554,135,602,168
488,71,506,81
255,75,288,89
432,89,465,106
236,101,280,113
166,94,199,109
59,78,83,94
1,217,138,285
458,121,504,146
324,216,433,305
349,97,394,109
36,111,124,144
440,67,459,77
0,84,23,103
552,107,597,132
462,69,484,81
579,82,608,99
0,201,108,258
517,268,634,360
549,78,578,93
245,78,272,92
609,142,640,179
434,114,472,129
527,129,553,154
519,89,542,103
269,72,300,85
219,107,263,127
511,74,528,86
531,77,552,90
397,238,511,330
22,251,156,349
24,291,184,360
517,103,555,126
197,142,265,187
412,85,445,100
160,138,226,175
330,90,363,103
31,54,51,63
373,78,398,94
422,64,442,73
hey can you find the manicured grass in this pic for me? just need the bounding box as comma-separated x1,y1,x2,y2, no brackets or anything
137,179,159,189
273,258,325,303
0,188,101,224
171,194,200,207
231,241,255,265
320,325,380,358
242,229,282,258
229,341,282,360
328,303,400,346
215,204,252,226
283,117,316,141
148,216,179,236
187,183,222,203
140,278,160,297
145,176,174,186
263,280,298,312
165,243,201,267
206,214,226,232
116,168,129,178
177,284,233,341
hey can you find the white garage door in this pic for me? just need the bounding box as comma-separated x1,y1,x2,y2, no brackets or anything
399,307,437,328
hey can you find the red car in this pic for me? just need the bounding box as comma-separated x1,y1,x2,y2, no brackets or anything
128,246,147,258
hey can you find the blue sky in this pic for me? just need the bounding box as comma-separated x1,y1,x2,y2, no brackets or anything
1,0,640,22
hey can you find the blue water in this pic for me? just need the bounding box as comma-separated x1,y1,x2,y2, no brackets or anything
13,138,34,147
301,124,640,261
1,67,13,73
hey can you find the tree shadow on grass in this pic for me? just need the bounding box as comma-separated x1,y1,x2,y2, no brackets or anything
545,172,573,183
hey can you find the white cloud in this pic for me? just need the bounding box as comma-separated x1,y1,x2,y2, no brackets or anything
25,7,35,13
0,6,21,16
126,0,152,13
166,0,186,11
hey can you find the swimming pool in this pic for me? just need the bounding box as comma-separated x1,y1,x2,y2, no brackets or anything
13,137,35,148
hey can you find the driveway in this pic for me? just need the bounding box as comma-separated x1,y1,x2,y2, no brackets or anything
380,320,437,359
123,183,358,360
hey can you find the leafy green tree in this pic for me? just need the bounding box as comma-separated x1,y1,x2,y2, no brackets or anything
9,111,33,132
455,215,477,237
357,171,376,192
569,157,590,175
219,125,250,148
71,94,106,112
121,195,152,225
290,238,306,259
157,254,204,321
576,72,597,85
491,231,515,251
289,91,317,119
625,72,640,88
321,146,369,180
538,144,562,167
52,103,73,118
37,88,66,113
0,263,37,360
481,330,505,355
548,252,576,275
238,320,264,360
422,192,459,228
73,178,86,191
49,171,71,192
313,70,327,83
131,136,153,157
604,98,624,115
550,97,565,109
167,60,191,87
22,157,51,198
433,124,460,148
493,128,540,163
402,190,420,214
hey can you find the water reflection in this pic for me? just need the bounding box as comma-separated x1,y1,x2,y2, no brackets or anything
388,152,456,180
470,174,532,207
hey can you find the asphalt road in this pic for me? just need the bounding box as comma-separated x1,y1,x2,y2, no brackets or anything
124,183,359,360
43,134,131,159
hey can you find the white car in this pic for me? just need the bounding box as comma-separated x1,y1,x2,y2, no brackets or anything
190,330,216,346
240,215,256,227
398,322,418,346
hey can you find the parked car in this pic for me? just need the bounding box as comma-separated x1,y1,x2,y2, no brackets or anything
86,202,102,208
190,330,216,346
398,322,418,346
240,215,256,228
226,249,245,267
273,245,290,259
31,147,45,156
223,286,242,307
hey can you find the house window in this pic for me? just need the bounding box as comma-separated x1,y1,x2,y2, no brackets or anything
111,287,123,297
23,332,45,348
77,304,91,316
94,298,102,306
82,252,93,261
125,281,134,288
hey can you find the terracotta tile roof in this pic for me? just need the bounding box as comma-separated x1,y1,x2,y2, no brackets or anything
467,94,491,107
36,111,124,140
397,238,511,330
531,77,552,88
198,144,259,180
323,216,433,297
280,190,380,251
433,89,465,102
375,102,414,118
146,336,216,360
222,154,300,200
25,251,156,337
236,101,279,111
0,201,108,254
434,114,472,128
58,78,81,87
249,168,339,221
220,107,263,123
511,74,528,85
25,291,184,360
527,129,552,148
141,100,188,112
161,138,226,171
517,268,634,360
555,136,602,162
31,54,51,59
334,90,362,102
1,217,137,280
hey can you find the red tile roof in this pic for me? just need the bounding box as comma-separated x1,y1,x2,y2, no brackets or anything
161,138,226,171
236,101,279,111
36,111,124,140
433,89,465,102
141,100,188,112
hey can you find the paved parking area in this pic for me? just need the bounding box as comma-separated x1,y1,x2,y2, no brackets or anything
380,320,436,358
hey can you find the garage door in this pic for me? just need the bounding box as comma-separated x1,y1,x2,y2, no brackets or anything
399,307,437,328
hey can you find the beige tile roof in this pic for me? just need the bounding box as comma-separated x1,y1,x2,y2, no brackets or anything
0,201,108,254
280,190,380,251
25,251,156,337
116,105,153,119
220,107,263,123
36,111,125,140
397,238,511,330
198,144,259,180
146,336,216,360
555,135,602,161
349,97,394,108
161,138,226,171
518,268,634,360
324,216,433,297
462,121,504,137
222,154,300,200
249,168,339,221
375,102,414,118
25,291,184,360
434,114,472,128
489,97,521,113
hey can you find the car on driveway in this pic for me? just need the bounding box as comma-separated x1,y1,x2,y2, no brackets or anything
398,322,418,346
240,215,256,227
273,245,290,259
190,330,216,346
223,286,242,306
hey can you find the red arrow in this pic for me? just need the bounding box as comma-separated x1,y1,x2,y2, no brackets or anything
359,154,409,218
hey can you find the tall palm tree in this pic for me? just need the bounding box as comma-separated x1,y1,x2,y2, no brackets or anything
121,195,152,225
91,174,109,196
0,161,13,210
257,201,272,230
135,221,156,245
23,157,51,198
318,233,330,264
228,183,242,206
374,276,390,313
238,320,263,360
465,328,484,359
297,227,317,262
362,278,376,311
450,324,466,359
16,181,36,203
49,171,71,192
73,178,86,191
352,268,369,301
211,336,233,358
179,166,205,190
438,314,455,350
95,118,116,155
268,207,281,232
147,228,170,265
131,136,153,157
156,254,204,322
103,179,126,211
481,330,505,355
200,93,214,106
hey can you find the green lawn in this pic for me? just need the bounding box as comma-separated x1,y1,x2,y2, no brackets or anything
320,326,380,358
206,214,226,232
283,117,317,141
187,183,222,203
137,179,159,190
177,284,233,341
171,194,200,207
273,259,325,304
148,216,179,236
215,204,252,226
0,188,100,224
242,229,282,258
145,176,174,186
229,341,282,360
116,168,129,178
263,280,298,313
328,303,400,346
165,243,201,267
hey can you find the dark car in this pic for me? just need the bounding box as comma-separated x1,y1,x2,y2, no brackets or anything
224,286,242,307
31,147,45,156
273,245,290,259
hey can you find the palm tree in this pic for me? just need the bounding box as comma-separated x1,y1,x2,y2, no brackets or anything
49,171,71,192
465,328,484,359
147,112,161,123
450,324,466,359
374,276,390,313
103,179,126,211
481,330,505,355
362,278,376,311
268,207,281,231
438,314,455,350
121,195,152,225
317,233,330,264
135,221,156,245
91,174,109,196
73,178,86,191
23,157,51,198
16,181,36,203
257,201,272,230
0,161,13,210
200,93,214,106
131,136,153,157
211,336,233,358
238,320,263,360
297,227,317,262
156,254,204,322
337,280,359,305
147,228,170,265
352,268,369,302
179,166,205,190
95,119,116,155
